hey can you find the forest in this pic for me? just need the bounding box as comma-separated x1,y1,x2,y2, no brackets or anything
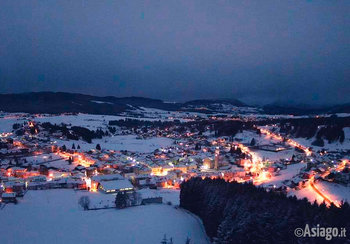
180,177,350,244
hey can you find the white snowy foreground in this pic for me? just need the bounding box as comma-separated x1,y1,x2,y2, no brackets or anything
0,190,210,244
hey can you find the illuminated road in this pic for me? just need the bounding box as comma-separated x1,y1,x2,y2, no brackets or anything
309,177,340,207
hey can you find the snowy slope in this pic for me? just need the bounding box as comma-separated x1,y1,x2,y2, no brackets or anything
0,190,210,244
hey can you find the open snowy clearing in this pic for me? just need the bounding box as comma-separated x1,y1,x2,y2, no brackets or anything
0,189,210,244
54,135,174,153
316,181,350,203
258,163,306,187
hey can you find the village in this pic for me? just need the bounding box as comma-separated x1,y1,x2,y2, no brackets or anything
0,112,349,209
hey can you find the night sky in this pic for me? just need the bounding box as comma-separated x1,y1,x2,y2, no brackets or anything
0,0,349,105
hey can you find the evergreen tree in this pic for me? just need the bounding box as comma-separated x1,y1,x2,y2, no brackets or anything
72,143,75,150
250,138,256,146
160,234,168,244
96,144,101,151
115,191,127,209
312,138,324,147
61,144,67,151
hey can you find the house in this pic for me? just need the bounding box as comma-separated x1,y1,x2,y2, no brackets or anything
1,192,17,203
141,197,163,205
98,179,134,194
91,174,134,193
12,182,26,197
134,175,156,189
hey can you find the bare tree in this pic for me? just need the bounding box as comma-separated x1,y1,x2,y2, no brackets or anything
78,196,90,210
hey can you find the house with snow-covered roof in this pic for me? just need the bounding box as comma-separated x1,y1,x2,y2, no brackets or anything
98,179,134,193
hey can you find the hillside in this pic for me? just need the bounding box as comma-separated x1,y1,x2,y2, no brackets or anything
0,92,247,115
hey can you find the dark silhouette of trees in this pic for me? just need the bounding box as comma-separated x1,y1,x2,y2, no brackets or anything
78,196,90,210
312,138,324,147
96,144,101,151
61,145,67,151
68,157,73,165
250,138,256,146
115,192,127,209
180,178,350,244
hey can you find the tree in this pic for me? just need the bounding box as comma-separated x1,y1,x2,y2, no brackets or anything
68,156,73,165
311,138,324,147
78,196,90,210
77,144,81,150
115,191,127,209
96,144,101,151
61,144,67,152
250,138,256,146
161,234,168,244
72,143,75,150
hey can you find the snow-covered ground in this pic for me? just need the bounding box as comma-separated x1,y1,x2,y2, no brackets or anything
288,181,350,205
259,163,306,187
54,135,174,153
316,181,350,203
235,130,298,162
288,185,324,204
0,189,210,244
138,188,180,205
293,128,350,151
0,115,27,133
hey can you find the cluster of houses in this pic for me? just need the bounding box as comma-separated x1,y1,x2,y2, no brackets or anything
1,114,349,207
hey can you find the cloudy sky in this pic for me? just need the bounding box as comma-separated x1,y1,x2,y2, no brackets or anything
0,0,349,105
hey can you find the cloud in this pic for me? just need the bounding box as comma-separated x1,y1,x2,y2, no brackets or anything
0,0,349,105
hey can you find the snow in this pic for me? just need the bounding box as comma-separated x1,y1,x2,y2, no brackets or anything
33,113,173,131
99,179,133,191
288,185,324,204
90,100,114,105
288,181,350,205
54,135,174,153
259,163,306,187
316,181,350,203
0,189,210,244
293,129,350,151
138,188,180,205
0,115,27,133
235,130,298,162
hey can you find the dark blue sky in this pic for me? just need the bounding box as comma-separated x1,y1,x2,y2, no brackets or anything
0,0,349,105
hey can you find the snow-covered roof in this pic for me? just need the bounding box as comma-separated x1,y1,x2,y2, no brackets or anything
2,192,16,198
92,173,124,182
99,179,133,192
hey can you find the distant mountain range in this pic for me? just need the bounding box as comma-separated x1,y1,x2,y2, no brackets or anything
0,92,349,115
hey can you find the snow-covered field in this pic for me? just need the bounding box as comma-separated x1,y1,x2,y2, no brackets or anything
55,135,174,153
0,115,27,133
288,185,324,204
293,128,350,151
0,189,210,244
316,181,350,203
259,163,306,187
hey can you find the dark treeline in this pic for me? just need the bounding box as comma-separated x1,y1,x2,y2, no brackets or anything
180,178,350,244
41,122,107,143
108,118,181,128
109,118,254,138
278,116,350,145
